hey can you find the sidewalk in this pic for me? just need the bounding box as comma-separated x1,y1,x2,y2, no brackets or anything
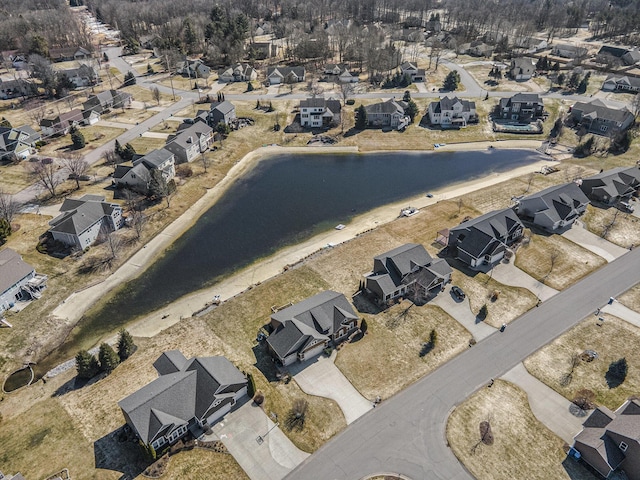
601,301,640,329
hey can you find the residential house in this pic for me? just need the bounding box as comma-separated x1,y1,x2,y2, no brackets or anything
622,49,640,66
512,37,548,54
579,167,640,205
596,45,640,67
59,64,99,88
299,97,341,128
498,93,544,122
459,41,494,57
113,148,176,194
165,122,213,164
266,290,359,366
509,58,536,81
551,43,588,59
48,194,124,249
324,64,359,83
83,89,133,114
39,109,84,137
514,182,589,231
0,248,47,312
119,350,247,451
177,59,211,79
250,42,277,60
208,101,236,126
602,75,640,93
0,79,33,100
218,63,257,83
1,50,28,70
0,472,26,480
49,46,91,62
364,243,452,305
266,66,305,85
447,208,524,269
364,98,410,130
400,62,426,82
0,126,41,161
570,99,635,136
82,109,101,126
428,96,477,127
573,399,640,480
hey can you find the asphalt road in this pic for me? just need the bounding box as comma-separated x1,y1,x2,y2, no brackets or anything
287,248,640,480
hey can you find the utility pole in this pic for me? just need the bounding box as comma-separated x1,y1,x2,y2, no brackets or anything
165,54,176,102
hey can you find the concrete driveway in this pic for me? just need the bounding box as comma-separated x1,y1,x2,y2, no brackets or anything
212,398,309,480
431,285,495,341
502,362,585,443
562,221,628,263
289,351,372,424
491,259,558,301
602,300,640,328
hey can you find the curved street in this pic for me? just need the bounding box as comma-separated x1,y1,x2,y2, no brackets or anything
287,248,640,480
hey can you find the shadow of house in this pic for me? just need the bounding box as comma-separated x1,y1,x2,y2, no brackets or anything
94,426,151,479
252,342,280,383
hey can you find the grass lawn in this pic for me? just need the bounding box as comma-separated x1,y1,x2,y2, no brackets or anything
127,136,168,155
0,161,33,194
149,119,182,134
619,283,640,312
161,449,248,480
335,302,471,400
157,75,207,93
581,204,640,249
524,314,640,409
465,65,544,93
447,379,598,480
514,232,606,290
221,80,268,95
122,85,174,106
38,125,126,156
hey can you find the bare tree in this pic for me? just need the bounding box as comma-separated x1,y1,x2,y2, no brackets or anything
129,210,147,240
98,224,122,266
103,149,119,167
29,160,62,198
429,41,443,70
547,248,561,277
631,93,640,118
524,173,535,194
200,151,209,173
338,81,355,106
0,188,22,223
25,100,48,127
560,353,582,386
602,208,620,239
63,153,89,190
151,86,161,105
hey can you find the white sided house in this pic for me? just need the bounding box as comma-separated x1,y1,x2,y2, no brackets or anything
165,122,213,164
113,148,176,194
119,350,247,451
428,96,477,127
0,248,47,312
299,97,342,128
266,66,305,85
48,195,124,249
266,291,359,366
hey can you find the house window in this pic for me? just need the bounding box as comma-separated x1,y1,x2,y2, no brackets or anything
620,441,628,452
600,125,608,132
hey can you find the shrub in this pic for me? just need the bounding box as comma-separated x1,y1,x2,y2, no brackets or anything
346,99,355,105
98,343,120,373
246,372,256,398
360,318,368,334
76,350,100,379
429,328,438,346
176,164,193,178
572,389,596,410
117,328,136,361
478,304,488,320
71,130,85,149
246,81,254,92
253,391,264,405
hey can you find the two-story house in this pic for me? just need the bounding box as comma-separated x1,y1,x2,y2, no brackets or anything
498,93,544,122
400,62,426,82
177,59,211,79
0,126,41,161
509,58,536,80
58,64,99,88
365,98,410,130
113,148,176,194
209,101,236,126
40,109,84,137
0,248,47,312
579,167,640,206
165,122,213,164
48,195,124,249
218,63,257,83
428,96,477,127
570,99,635,136
299,97,342,128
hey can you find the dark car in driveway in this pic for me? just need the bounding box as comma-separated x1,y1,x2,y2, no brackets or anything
451,285,465,300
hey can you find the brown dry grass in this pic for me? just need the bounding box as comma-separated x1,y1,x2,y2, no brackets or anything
158,449,248,480
38,125,126,156
515,232,606,290
149,119,182,134
127,135,167,155
619,283,640,312
447,380,591,480
335,302,471,399
0,161,33,194
581,204,640,249
465,65,544,93
524,314,640,409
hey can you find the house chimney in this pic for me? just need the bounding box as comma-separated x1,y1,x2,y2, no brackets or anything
187,136,193,143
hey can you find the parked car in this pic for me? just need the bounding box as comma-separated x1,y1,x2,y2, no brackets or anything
451,285,465,300
618,201,634,213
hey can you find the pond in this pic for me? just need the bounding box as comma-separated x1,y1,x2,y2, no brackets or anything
34,148,543,378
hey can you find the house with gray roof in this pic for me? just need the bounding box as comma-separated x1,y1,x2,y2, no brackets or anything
570,99,635,136
165,122,213,163
552,43,588,59
0,248,47,312
579,167,640,206
498,93,544,122
208,101,236,126
177,59,211,79
508,58,536,81
218,63,257,83
428,96,477,127
113,148,176,194
299,97,341,128
365,98,410,130
0,126,41,161
515,182,589,231
48,195,123,249
602,75,640,93
119,350,247,451
40,109,84,137
447,208,524,269
573,399,640,479
400,62,425,82
0,78,33,100
83,89,132,114
58,64,99,88
266,66,305,85
266,291,359,366
364,243,452,306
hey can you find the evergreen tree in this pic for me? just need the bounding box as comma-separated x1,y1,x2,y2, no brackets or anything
355,104,368,129
0,218,11,244
405,99,419,123
553,61,560,71
98,343,120,373
556,73,566,87
429,328,438,346
403,90,412,102
216,121,231,137
76,350,100,379
443,71,460,91
246,81,254,92
577,72,591,94
147,63,154,75
123,71,136,86
103,52,109,63
71,130,85,149
117,328,136,361
114,139,123,157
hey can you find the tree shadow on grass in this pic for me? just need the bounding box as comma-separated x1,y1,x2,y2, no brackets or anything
94,425,151,479
419,342,434,357
252,342,280,383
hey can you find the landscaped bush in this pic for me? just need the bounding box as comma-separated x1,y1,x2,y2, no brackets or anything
253,391,264,405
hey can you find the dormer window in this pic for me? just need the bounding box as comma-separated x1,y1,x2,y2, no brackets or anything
620,441,628,452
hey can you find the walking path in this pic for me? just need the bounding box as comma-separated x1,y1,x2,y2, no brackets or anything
501,363,584,444
431,285,495,341
289,351,372,425
601,301,640,329
491,258,558,302
211,399,309,480
562,221,628,263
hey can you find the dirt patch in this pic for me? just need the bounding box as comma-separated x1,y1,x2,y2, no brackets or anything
524,314,640,409
515,232,606,290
